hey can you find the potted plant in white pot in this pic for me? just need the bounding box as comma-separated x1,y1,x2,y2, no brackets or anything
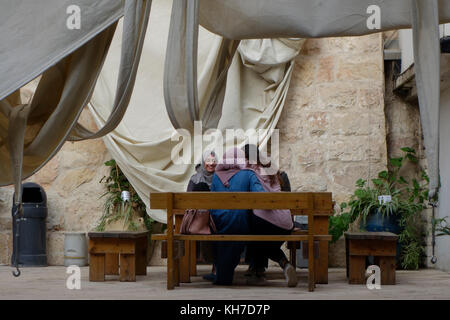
95,159,162,262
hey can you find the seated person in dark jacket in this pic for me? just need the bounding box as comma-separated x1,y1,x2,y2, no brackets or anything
210,147,264,285
242,144,297,287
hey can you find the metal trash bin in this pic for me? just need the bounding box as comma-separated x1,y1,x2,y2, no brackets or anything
11,182,48,267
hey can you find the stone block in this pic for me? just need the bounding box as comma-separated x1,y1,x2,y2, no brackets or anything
292,56,317,87
317,56,335,83
47,232,65,266
318,84,357,109
60,139,106,169
336,57,382,82
329,236,346,268
0,232,10,265
55,168,95,198
330,112,370,136
27,156,59,189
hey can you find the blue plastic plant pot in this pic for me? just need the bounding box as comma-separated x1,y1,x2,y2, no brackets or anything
361,208,403,266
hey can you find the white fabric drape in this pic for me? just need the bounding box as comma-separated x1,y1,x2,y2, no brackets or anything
2,0,450,211
0,0,151,209
89,0,304,222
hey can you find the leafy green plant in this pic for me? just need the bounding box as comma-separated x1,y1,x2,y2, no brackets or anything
329,210,352,243
96,159,154,232
330,147,432,269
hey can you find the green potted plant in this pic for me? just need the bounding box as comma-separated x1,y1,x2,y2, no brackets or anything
96,159,152,232
330,147,433,269
95,159,160,261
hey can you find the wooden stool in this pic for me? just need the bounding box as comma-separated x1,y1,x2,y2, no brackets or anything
345,232,398,285
88,231,148,282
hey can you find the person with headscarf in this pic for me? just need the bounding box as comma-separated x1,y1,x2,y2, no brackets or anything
209,147,265,285
187,150,217,191
186,150,217,280
242,144,297,287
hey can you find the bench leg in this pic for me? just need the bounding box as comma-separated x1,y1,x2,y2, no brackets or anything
119,254,136,282
135,237,148,276
179,240,191,283
375,256,396,285
174,257,181,286
189,241,197,276
167,247,174,290
308,237,315,292
105,253,119,275
345,238,349,278
348,255,365,284
89,254,105,282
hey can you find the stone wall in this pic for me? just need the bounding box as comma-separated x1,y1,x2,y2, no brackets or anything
384,60,436,268
0,109,110,265
1,34,391,268
278,34,387,267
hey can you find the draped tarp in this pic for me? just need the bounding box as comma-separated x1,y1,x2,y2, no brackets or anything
1,0,450,209
0,0,122,102
164,0,450,199
89,0,304,222
0,0,151,206
198,0,450,39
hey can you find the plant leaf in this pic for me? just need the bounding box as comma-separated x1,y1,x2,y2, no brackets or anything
390,157,403,168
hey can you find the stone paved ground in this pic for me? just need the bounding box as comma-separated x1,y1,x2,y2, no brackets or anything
0,265,449,300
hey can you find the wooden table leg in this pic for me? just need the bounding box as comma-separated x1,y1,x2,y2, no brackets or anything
348,255,366,284
315,241,328,284
119,253,136,282
166,194,175,290
345,237,349,278
105,253,119,275
89,253,105,282
135,237,148,276
375,256,396,285
312,215,329,284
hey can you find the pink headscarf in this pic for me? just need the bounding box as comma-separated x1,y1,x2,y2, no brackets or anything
214,148,246,187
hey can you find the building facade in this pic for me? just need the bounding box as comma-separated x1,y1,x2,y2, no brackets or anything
1,32,447,271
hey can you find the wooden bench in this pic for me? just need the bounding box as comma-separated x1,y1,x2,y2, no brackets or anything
88,231,148,282
150,192,333,291
345,232,398,285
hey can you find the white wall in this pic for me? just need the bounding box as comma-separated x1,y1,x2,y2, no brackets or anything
399,29,414,72
437,88,450,272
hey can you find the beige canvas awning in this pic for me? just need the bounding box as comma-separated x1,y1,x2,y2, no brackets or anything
1,0,449,213
0,0,151,207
